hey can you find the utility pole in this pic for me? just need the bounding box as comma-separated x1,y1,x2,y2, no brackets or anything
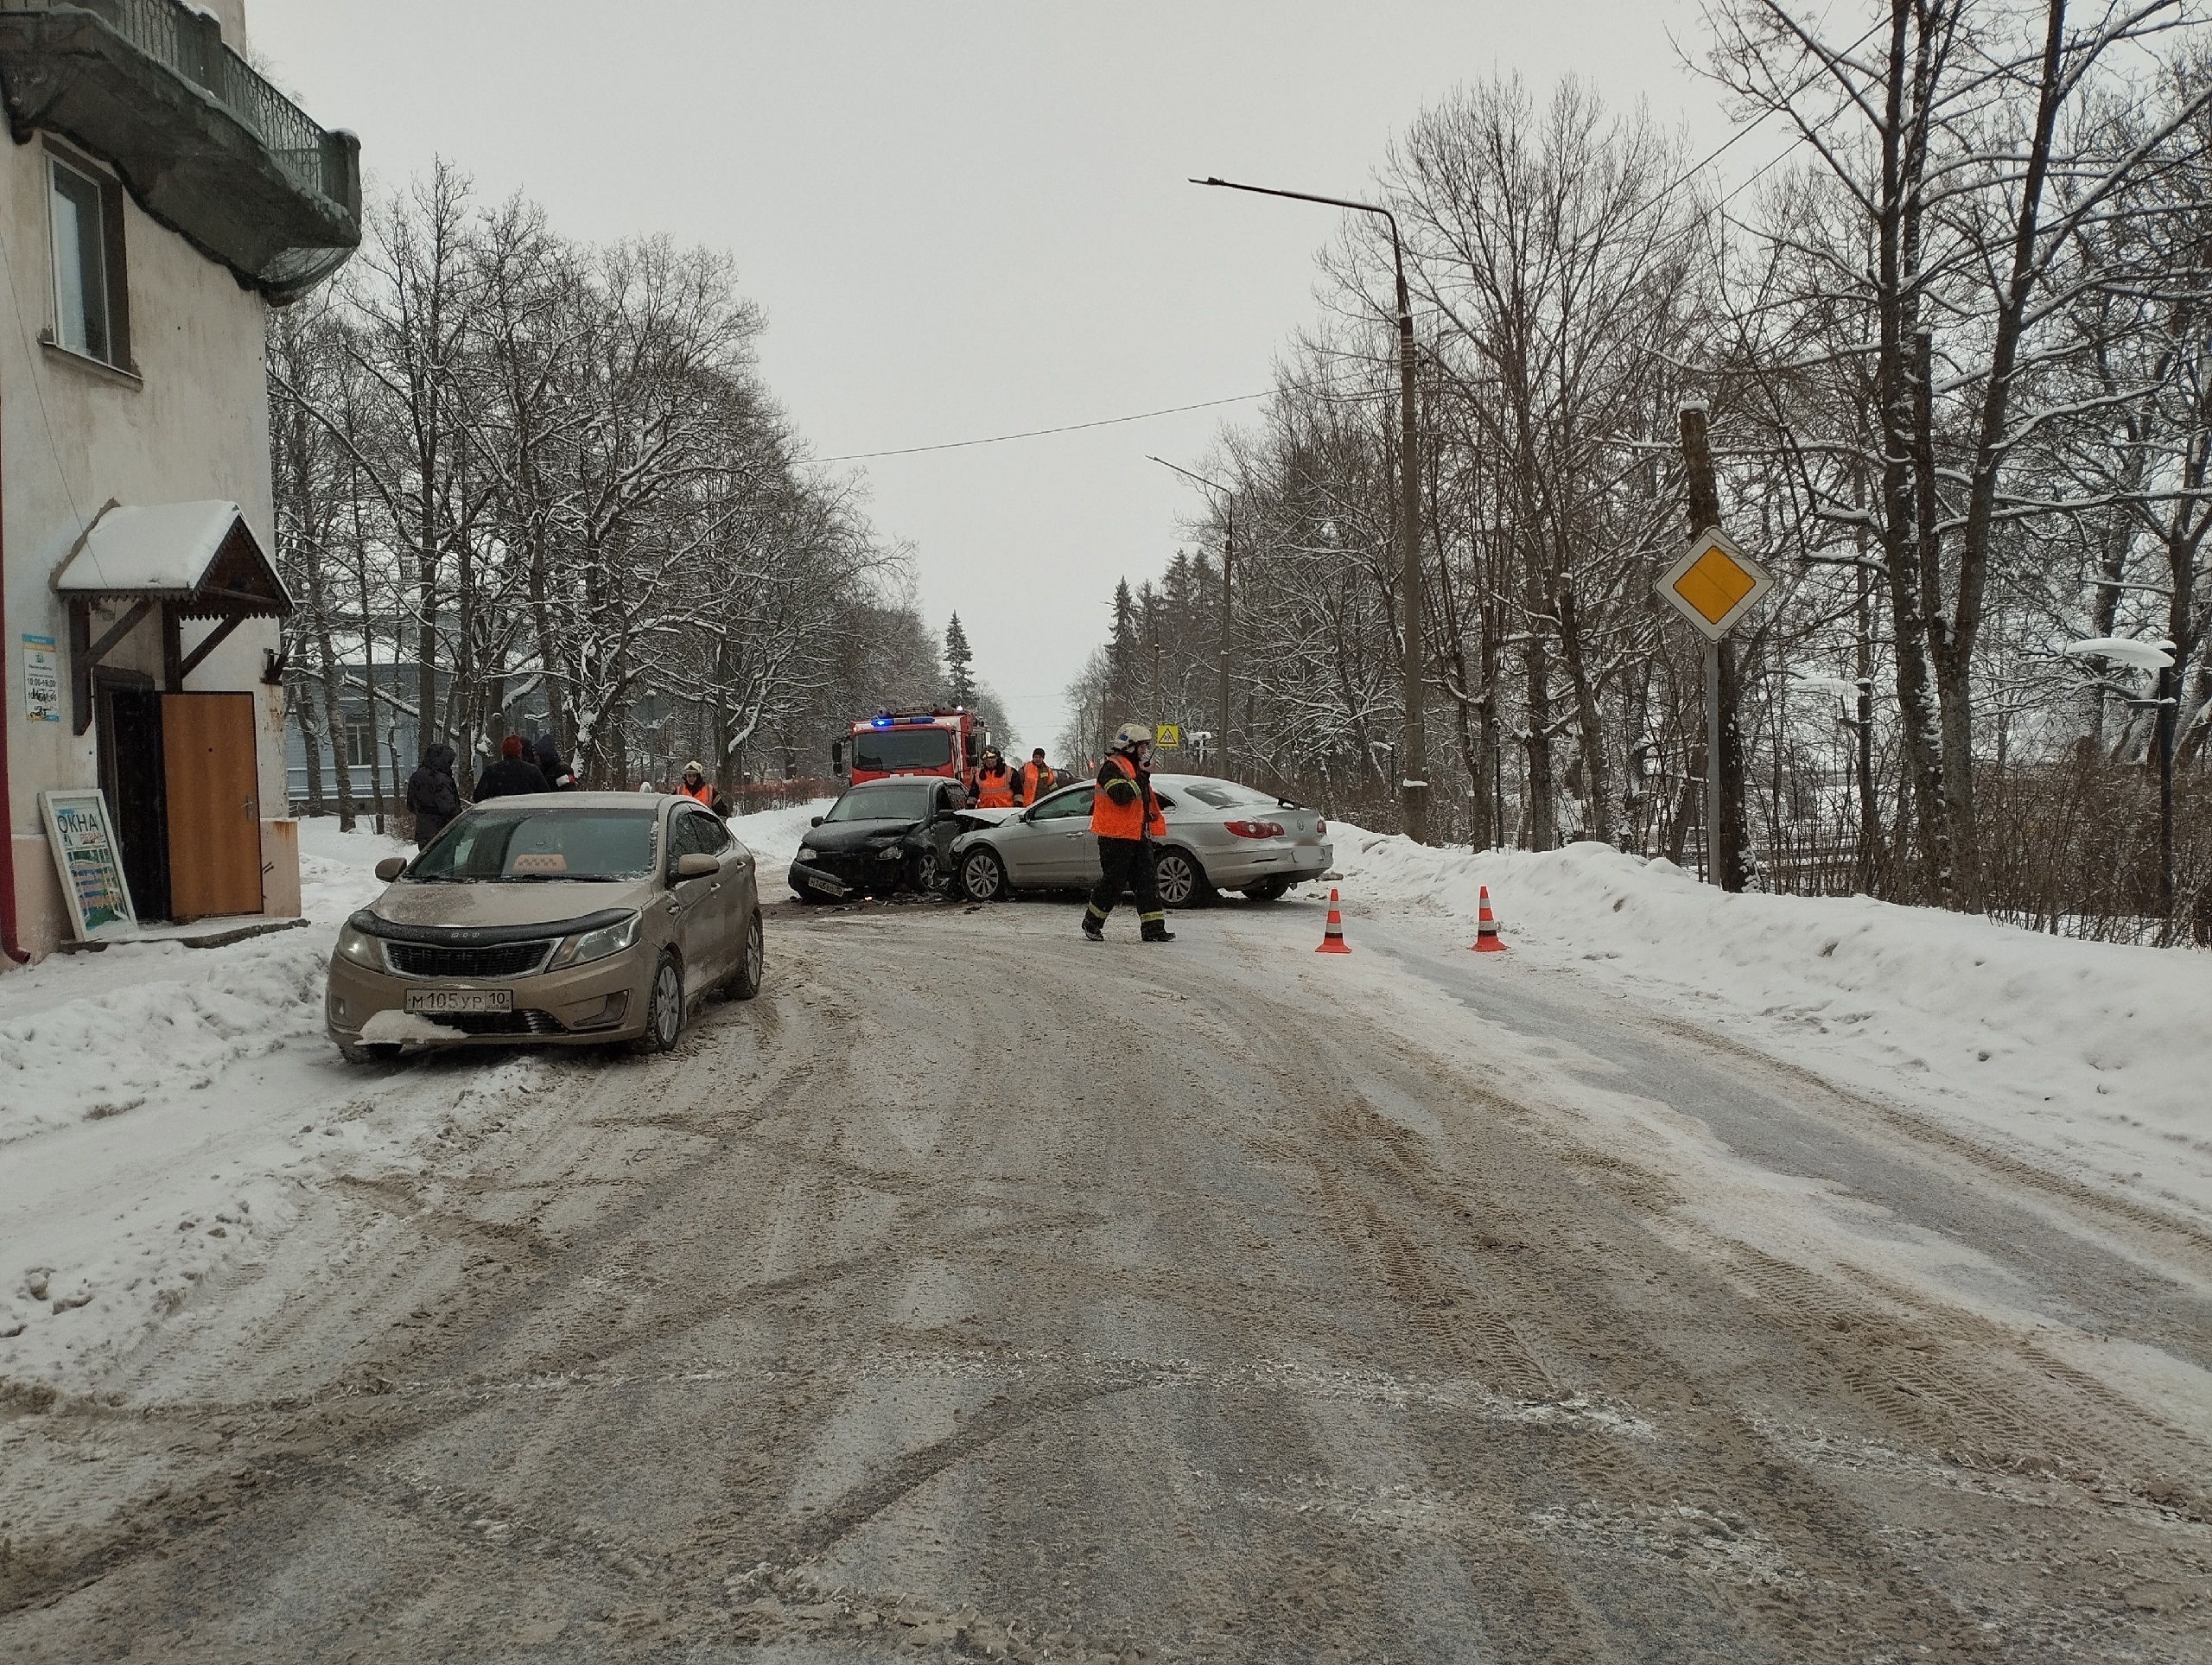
1191,175,1428,842
1219,500,1233,781
1671,404,1753,892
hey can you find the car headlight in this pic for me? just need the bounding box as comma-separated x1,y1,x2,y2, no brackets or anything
335,915,386,970
875,842,905,861
547,912,643,971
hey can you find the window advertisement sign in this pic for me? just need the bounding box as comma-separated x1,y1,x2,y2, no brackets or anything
22,632,60,722
39,789,138,939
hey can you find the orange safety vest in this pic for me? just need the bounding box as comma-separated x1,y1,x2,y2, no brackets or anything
678,778,714,804
974,765,1014,808
1020,759,1053,803
1090,753,1166,841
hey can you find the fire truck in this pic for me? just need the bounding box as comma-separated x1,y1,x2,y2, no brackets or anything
831,709,988,789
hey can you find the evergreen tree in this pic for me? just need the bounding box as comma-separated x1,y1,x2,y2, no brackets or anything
1107,580,1140,722
943,613,976,708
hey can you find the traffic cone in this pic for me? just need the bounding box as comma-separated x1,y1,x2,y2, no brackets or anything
1316,887,1351,954
1470,885,1507,952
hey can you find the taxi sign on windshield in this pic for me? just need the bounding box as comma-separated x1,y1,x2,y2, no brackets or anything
1656,528,1773,641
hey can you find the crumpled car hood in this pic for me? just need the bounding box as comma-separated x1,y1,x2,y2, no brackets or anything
800,818,922,855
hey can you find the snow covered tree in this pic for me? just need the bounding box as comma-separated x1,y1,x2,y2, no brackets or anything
943,613,976,709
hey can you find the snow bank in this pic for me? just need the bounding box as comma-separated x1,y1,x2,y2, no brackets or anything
0,817,469,1391
728,797,834,879
1325,829,2212,1217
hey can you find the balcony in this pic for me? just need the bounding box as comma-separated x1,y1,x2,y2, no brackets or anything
0,0,359,302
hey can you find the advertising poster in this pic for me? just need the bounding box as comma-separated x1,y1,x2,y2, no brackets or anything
39,790,137,939
22,633,60,722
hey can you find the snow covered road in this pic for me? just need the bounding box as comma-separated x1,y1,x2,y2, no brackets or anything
3,855,2209,1660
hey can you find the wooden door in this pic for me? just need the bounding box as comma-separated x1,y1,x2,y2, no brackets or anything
162,693,262,919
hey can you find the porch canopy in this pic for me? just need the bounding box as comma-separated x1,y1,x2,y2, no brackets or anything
52,499,291,734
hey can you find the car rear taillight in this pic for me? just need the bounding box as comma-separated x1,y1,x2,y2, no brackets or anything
1314,818,1327,836
1224,819,1285,839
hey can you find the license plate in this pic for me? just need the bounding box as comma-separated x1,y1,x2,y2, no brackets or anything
405,988,512,1016
806,873,843,894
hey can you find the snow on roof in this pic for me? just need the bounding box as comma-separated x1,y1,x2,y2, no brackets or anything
52,501,272,598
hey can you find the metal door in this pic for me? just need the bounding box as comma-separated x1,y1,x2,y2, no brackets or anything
668,808,729,982
1025,785,1097,883
161,692,261,919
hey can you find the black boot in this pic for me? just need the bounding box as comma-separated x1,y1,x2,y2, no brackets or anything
1082,914,1105,942
1141,921,1175,944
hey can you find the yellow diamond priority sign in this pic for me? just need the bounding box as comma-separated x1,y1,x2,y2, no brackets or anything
1656,528,1773,641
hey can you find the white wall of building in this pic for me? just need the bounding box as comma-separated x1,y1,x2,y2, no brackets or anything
2,104,290,956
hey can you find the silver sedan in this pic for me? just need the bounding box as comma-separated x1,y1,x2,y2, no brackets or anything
948,772,1332,906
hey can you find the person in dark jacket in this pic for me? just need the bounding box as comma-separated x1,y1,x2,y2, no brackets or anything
533,732,577,791
474,734,550,802
404,742,464,848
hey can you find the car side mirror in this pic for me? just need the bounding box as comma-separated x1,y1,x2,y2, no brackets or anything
374,856,406,881
675,852,719,879
810,815,823,827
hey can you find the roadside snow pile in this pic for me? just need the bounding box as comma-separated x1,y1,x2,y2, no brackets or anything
0,818,398,1145
728,798,834,880
0,818,422,1389
1327,829,2212,1214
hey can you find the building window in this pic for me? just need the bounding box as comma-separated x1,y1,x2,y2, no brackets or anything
48,152,129,369
342,721,377,768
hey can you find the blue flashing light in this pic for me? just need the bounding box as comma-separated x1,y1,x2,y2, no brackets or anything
871,717,892,728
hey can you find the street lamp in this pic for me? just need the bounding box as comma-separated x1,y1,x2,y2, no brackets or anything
1147,454,1236,780
1190,175,1428,843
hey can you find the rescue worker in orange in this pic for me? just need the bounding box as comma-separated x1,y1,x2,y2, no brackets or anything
973,747,1015,808
677,759,721,813
1084,722,1172,943
1017,747,1055,806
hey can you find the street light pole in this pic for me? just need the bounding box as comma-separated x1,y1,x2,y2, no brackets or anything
1148,455,1236,780
1192,175,1428,842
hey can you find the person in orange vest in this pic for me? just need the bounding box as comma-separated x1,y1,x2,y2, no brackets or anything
1083,722,1172,943
1017,747,1055,805
677,759,721,812
973,747,1015,808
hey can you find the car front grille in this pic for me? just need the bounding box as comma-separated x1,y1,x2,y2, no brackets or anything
435,1009,569,1037
384,940,554,979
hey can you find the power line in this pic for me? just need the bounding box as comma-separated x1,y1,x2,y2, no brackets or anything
814,392,1273,462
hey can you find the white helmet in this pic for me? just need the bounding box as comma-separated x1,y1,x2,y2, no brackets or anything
1112,721,1154,753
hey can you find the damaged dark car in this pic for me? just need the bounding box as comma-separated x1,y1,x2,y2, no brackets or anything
787,776,965,902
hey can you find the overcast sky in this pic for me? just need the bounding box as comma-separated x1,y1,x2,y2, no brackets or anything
249,0,1756,753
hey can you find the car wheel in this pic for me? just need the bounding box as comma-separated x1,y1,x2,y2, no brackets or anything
1242,877,1293,902
635,951,684,1053
728,911,764,1001
908,845,943,894
1154,847,1209,908
960,846,1007,902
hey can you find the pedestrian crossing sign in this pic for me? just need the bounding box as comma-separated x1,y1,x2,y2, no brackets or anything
1656,528,1773,641
1154,724,1181,750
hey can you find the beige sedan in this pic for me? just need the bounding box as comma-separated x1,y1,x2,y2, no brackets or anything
326,792,762,1060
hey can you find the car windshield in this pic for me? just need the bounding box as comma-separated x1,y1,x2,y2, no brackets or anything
853,728,952,771
410,807,658,882
824,783,933,823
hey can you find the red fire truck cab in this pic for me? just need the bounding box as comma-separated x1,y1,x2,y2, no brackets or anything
832,709,987,790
